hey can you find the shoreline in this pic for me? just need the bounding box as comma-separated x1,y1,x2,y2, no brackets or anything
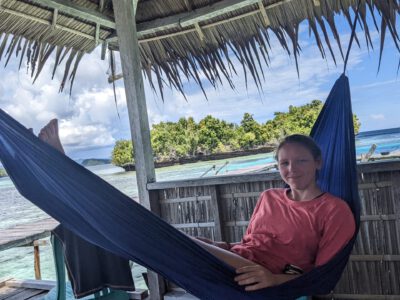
121,145,276,171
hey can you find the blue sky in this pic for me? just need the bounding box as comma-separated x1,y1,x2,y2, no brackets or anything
0,13,399,159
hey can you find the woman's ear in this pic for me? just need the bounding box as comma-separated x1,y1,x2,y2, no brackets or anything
316,157,322,170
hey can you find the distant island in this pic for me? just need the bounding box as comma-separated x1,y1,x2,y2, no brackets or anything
81,158,111,167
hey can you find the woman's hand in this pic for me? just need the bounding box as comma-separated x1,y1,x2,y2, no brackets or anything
234,264,277,291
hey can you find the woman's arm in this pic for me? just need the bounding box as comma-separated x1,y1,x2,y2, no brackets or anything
195,236,239,250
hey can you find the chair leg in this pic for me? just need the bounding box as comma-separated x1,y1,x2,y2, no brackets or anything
51,234,67,300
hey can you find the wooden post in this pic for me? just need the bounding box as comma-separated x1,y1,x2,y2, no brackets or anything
210,185,224,241
111,1,165,299
33,243,41,280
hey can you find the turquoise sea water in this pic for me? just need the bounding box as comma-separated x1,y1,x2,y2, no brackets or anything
0,128,399,286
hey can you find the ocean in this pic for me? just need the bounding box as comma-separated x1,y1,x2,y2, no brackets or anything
0,127,399,287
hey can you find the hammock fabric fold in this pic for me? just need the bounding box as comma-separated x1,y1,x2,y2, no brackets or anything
0,74,359,300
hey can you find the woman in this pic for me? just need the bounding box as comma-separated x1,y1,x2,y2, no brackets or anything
193,134,355,291
38,121,355,292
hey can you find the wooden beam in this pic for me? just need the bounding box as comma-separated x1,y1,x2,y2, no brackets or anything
194,23,206,42
30,0,116,29
34,245,41,280
2,6,96,41
183,0,192,11
315,294,400,299
350,255,400,261
18,0,290,46
210,186,224,241
95,23,100,45
136,0,293,36
52,8,58,29
112,0,156,210
5,279,55,290
133,0,138,15
101,41,107,60
112,1,165,299
171,222,215,229
0,277,13,288
257,0,270,27
99,0,105,12
147,172,283,190
146,160,400,190
4,279,148,299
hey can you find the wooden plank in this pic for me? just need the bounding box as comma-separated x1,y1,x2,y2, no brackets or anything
358,181,392,190
360,214,400,221
358,160,400,173
34,246,41,280
112,0,156,211
171,222,215,229
315,294,400,299
31,0,116,29
220,191,261,199
27,293,48,300
225,220,249,227
160,195,211,204
136,0,292,36
349,255,400,261
0,218,58,251
5,279,55,290
148,160,400,190
0,278,12,288
210,186,224,241
5,288,44,300
148,172,282,190
112,1,164,299
128,289,149,300
1,7,97,42
0,286,23,300
3,279,147,299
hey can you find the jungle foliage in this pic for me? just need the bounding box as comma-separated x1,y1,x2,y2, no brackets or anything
111,100,361,166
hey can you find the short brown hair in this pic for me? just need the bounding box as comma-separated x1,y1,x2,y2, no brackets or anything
274,134,322,161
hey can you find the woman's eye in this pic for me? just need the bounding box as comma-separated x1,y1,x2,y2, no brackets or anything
280,162,289,166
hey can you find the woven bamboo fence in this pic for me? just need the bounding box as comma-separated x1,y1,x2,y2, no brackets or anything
148,160,400,299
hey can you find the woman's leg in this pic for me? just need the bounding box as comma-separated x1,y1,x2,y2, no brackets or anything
191,238,255,269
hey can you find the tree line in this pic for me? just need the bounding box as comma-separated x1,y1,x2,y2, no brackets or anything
112,100,361,166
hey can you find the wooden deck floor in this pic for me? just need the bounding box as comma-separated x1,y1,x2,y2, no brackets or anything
0,218,59,251
0,278,51,300
0,278,149,300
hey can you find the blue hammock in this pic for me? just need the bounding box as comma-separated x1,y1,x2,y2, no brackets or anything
0,74,359,299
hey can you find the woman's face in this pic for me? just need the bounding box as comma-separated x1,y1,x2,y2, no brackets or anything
277,142,321,190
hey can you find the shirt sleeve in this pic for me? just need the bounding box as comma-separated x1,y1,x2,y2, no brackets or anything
315,201,356,266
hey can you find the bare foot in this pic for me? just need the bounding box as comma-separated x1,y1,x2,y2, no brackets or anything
38,119,65,154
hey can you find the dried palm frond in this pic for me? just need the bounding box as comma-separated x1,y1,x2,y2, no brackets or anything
0,0,398,97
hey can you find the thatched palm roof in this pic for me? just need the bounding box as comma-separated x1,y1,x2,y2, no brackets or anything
0,0,399,95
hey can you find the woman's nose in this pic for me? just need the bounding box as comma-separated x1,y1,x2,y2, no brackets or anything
287,161,298,172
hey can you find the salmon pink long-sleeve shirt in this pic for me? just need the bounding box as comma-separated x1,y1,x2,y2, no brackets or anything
230,188,355,274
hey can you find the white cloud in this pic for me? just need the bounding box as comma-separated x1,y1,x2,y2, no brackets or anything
0,17,398,158
370,114,385,120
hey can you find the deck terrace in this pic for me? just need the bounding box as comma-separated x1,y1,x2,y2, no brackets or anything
0,218,58,251
0,278,149,299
